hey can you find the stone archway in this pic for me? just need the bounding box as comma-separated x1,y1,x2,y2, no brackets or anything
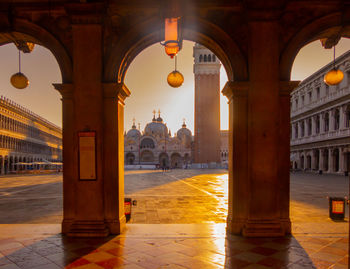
125,153,135,165
170,153,182,169
159,152,169,168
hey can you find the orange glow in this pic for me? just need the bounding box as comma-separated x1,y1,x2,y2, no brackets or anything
164,18,179,58
324,69,344,86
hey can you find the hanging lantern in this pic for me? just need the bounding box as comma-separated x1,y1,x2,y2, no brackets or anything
11,72,29,89
167,71,184,88
324,46,344,86
161,18,182,58
324,69,344,86
10,50,29,89
167,55,184,88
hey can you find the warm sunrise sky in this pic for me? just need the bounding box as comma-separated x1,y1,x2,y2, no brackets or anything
0,38,349,133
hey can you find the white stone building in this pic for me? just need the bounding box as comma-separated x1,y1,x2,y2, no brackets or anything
290,50,350,175
0,96,62,174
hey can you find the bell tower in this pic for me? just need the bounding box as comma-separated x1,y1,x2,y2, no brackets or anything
193,43,221,164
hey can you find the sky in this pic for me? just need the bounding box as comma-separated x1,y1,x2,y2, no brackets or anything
0,38,349,133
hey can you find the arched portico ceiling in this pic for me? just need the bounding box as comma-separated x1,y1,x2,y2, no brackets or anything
104,16,247,83
0,18,72,83
280,12,350,81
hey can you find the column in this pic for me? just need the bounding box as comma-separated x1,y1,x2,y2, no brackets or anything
278,81,299,234
304,151,307,170
339,147,344,173
244,20,289,237
339,105,345,129
320,112,325,133
311,116,316,135
53,83,75,234
222,81,249,235
311,150,316,170
319,149,323,172
102,83,130,234
328,148,333,173
329,109,335,131
56,3,110,237
291,123,295,140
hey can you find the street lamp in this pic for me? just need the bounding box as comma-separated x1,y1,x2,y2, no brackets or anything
324,46,344,86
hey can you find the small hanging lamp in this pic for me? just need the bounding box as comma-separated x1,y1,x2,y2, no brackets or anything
161,17,182,58
167,55,184,88
10,49,29,89
324,46,344,86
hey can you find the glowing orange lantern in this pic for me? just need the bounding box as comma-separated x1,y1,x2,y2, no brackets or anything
161,18,181,58
324,69,344,86
324,45,344,86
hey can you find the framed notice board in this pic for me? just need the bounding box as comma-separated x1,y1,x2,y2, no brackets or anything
78,131,97,180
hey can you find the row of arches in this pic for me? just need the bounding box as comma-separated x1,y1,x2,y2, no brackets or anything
199,54,216,63
0,155,58,175
126,151,191,168
293,147,350,174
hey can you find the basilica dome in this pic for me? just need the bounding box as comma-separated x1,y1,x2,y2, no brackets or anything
144,121,168,137
177,121,192,139
126,123,141,138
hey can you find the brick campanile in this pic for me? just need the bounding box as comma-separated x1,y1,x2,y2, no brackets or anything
193,43,221,164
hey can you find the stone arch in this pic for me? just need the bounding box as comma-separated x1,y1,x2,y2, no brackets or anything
140,150,154,163
125,152,135,165
0,18,72,83
104,16,247,83
159,152,169,168
280,12,350,80
170,152,182,168
140,137,155,149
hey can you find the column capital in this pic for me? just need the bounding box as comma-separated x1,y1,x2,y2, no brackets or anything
222,81,249,100
279,81,300,96
52,83,73,99
103,83,131,102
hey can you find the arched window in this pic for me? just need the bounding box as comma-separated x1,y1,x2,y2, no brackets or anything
213,55,216,61
324,113,329,132
316,115,320,134
346,105,350,128
307,118,312,136
208,54,211,62
204,55,207,62
334,109,340,130
199,55,202,62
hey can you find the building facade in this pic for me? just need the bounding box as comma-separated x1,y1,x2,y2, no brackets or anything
0,96,62,174
124,113,192,168
290,51,350,175
193,44,221,164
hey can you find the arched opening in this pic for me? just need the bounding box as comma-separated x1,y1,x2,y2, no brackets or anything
170,153,182,168
140,138,155,149
300,155,305,170
0,24,66,225
159,152,169,168
125,152,135,165
306,155,311,170
116,21,240,226
140,150,154,163
333,148,340,172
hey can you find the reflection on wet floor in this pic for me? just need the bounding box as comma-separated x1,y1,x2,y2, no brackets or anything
0,224,347,269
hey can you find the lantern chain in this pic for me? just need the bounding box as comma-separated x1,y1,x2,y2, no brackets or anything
18,50,21,73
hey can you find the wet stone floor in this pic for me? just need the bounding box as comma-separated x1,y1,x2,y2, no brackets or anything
0,170,348,268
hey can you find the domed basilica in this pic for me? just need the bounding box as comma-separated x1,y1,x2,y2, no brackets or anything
124,111,192,168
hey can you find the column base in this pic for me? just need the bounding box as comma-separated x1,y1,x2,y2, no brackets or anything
226,218,245,235
66,221,109,237
105,216,126,234
242,220,285,237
